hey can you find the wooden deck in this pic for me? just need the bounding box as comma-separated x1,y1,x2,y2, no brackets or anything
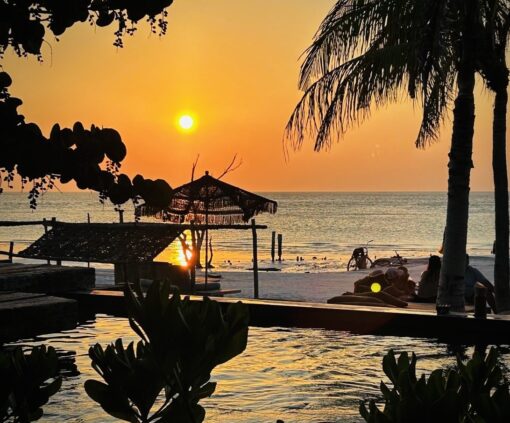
62,289,510,344
0,292,78,342
0,264,93,341
0,263,94,293
194,289,242,297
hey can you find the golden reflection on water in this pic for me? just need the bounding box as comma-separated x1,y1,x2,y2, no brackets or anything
9,316,502,423
153,229,255,270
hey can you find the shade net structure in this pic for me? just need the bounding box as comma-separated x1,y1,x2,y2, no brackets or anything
18,223,183,264
139,172,277,224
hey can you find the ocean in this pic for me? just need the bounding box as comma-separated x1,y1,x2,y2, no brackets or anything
0,191,496,272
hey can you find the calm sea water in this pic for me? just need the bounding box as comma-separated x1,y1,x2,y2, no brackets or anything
9,316,510,423
0,191,496,271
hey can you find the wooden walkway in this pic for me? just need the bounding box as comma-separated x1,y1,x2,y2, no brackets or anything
62,289,510,344
0,292,78,342
0,263,94,293
0,264,92,341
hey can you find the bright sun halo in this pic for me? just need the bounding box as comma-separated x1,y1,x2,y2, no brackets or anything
178,115,194,130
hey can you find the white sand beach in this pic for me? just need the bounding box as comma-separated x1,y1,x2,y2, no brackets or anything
96,256,495,303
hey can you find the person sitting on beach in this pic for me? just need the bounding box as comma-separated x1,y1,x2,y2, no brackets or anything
353,269,390,293
464,254,497,313
328,267,415,308
384,266,416,300
354,267,415,299
416,255,441,303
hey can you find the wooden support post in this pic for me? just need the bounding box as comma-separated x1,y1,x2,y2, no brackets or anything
190,222,197,292
271,231,276,262
251,219,259,299
50,218,56,265
118,210,124,224
86,214,91,267
123,263,128,286
43,219,50,264
474,283,487,319
277,233,283,262
8,241,14,263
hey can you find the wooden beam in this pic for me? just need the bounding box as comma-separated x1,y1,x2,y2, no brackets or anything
0,220,268,230
0,221,51,227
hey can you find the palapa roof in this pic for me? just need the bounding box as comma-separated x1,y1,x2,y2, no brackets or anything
18,222,183,263
140,172,278,224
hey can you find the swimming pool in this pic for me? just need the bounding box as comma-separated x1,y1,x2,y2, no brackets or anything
9,315,510,422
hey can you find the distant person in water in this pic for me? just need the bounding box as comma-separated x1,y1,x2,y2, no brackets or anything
416,255,441,302
465,254,497,313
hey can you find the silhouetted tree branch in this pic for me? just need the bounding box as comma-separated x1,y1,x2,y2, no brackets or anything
216,154,242,180
0,0,175,209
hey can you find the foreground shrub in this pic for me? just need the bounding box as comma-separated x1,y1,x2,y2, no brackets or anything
85,281,249,422
0,345,61,422
360,347,510,423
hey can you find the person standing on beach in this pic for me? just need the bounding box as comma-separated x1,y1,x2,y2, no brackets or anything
464,255,497,313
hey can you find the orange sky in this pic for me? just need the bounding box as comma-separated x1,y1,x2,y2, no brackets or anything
3,0,506,192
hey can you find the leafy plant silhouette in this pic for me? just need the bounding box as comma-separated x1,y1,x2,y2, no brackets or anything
85,281,249,422
0,345,61,422
360,347,510,423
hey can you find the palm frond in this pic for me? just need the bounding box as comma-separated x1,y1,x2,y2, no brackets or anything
287,0,462,152
287,43,412,151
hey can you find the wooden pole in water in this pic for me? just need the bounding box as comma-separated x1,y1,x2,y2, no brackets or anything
118,210,124,224
277,233,283,262
8,241,14,263
252,219,259,299
271,231,276,262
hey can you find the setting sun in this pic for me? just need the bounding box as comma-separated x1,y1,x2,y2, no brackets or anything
178,115,194,131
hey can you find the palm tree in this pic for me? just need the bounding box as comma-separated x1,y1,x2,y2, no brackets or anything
478,2,510,311
436,0,480,312
286,0,482,311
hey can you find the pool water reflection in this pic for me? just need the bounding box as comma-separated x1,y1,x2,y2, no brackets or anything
9,315,510,422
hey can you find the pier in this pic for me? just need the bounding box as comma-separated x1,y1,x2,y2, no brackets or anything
0,263,94,293
63,289,510,344
0,291,78,341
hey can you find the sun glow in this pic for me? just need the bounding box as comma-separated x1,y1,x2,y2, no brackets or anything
178,114,194,131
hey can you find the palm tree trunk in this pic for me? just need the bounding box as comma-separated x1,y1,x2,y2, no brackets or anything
436,0,477,312
493,87,510,311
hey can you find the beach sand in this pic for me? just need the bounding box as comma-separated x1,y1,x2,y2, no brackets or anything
96,256,495,303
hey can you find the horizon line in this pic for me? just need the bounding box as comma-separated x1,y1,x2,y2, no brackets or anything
1,190,495,194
